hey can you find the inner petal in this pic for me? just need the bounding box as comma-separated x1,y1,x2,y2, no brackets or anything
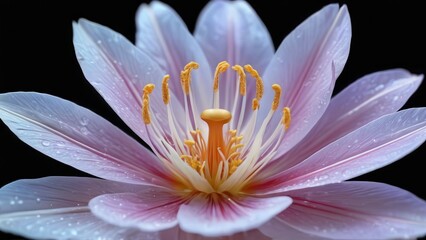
177,193,292,237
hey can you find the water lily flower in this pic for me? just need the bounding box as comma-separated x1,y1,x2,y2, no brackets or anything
1,1,426,239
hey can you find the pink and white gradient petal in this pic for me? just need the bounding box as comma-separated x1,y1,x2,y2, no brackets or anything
270,69,423,173
73,18,184,147
254,108,426,193
194,0,274,113
260,218,330,240
279,182,426,239
260,4,351,157
0,92,169,186
135,1,212,113
89,189,185,232
0,177,156,239
177,193,292,237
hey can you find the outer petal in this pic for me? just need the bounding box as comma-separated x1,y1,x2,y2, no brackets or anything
136,1,212,112
260,218,329,240
253,108,426,193
260,4,351,157
0,92,168,186
73,18,184,146
0,177,158,239
177,194,291,237
89,189,184,232
273,69,423,171
279,182,426,239
194,0,274,111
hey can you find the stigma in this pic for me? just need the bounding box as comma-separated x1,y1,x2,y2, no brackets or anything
141,61,291,192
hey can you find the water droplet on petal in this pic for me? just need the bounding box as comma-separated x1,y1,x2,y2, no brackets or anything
80,127,89,135
41,140,50,147
80,116,89,126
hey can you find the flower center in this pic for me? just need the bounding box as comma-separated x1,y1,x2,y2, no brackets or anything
141,61,290,193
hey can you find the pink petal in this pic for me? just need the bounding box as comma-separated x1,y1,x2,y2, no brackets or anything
0,92,168,186
135,1,212,112
260,218,329,240
89,189,184,232
272,69,423,172
279,182,426,239
73,19,185,147
254,108,426,193
177,194,292,237
259,4,351,157
194,0,274,111
0,177,158,239
158,226,272,240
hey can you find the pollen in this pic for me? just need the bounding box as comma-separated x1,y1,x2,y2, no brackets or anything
162,75,170,105
142,83,155,124
271,84,282,111
213,61,230,92
244,64,264,100
181,61,199,95
282,107,291,129
232,65,246,96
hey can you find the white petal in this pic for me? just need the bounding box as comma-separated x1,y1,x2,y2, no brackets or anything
89,189,183,231
194,0,274,111
0,92,168,185
136,1,212,111
260,4,351,157
279,182,426,239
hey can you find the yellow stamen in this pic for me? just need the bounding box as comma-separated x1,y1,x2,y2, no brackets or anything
244,64,264,100
142,83,155,124
162,75,170,105
200,108,232,177
282,107,291,130
232,65,246,96
229,159,243,175
228,129,237,137
213,61,230,92
252,98,259,110
271,84,282,111
180,62,199,95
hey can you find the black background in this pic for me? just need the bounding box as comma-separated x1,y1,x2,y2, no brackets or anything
0,1,425,239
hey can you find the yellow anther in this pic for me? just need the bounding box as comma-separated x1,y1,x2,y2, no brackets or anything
162,75,170,105
230,143,244,153
181,155,193,161
180,62,199,95
244,64,264,100
229,159,243,175
252,98,259,110
142,99,151,124
184,140,196,147
282,107,291,130
213,61,230,92
142,83,155,124
271,84,282,111
143,83,155,96
232,65,246,96
229,129,237,137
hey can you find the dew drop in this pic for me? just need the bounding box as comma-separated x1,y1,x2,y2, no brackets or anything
41,140,51,147
97,40,102,44
36,198,41,202
374,84,384,91
80,127,89,135
80,116,89,126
